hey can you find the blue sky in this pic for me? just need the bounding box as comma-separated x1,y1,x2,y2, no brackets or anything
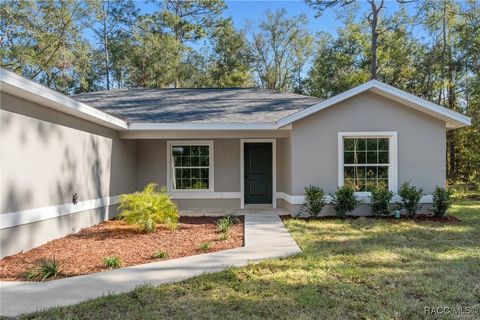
131,0,410,41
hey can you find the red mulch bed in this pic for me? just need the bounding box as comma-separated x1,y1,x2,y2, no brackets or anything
0,216,244,282
282,215,460,223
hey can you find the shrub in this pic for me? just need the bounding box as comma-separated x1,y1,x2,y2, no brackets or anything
432,186,453,217
199,242,211,252
25,257,61,281
300,185,326,217
370,187,394,215
398,181,423,217
118,183,179,232
216,216,237,234
152,250,169,260
102,256,122,269
331,185,359,217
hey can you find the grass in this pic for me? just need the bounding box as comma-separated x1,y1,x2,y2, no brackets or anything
23,201,480,319
102,256,122,269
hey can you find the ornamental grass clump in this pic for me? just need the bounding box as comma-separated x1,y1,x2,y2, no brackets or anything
300,185,326,217
25,256,61,281
118,183,179,232
216,216,237,240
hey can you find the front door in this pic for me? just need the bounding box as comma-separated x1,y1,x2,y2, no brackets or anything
244,143,272,204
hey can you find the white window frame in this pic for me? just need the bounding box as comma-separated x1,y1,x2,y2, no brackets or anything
338,132,398,195
166,140,214,193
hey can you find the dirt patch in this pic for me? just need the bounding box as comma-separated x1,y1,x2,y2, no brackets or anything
0,216,244,282
282,215,460,223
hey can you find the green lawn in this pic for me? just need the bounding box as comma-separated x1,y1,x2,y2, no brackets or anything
25,202,480,320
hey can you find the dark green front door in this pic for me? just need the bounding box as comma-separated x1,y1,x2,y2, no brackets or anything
244,143,272,204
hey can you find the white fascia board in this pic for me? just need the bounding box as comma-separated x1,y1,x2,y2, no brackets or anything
0,68,128,130
129,122,278,131
276,80,471,129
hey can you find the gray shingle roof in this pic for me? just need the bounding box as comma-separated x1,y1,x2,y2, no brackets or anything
72,88,322,123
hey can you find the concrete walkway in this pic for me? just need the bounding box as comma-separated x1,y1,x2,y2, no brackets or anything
0,214,301,317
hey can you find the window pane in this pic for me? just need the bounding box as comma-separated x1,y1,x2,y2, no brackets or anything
174,156,182,166
378,179,388,190
366,167,376,179
355,179,366,192
356,151,366,164
181,156,191,166
355,166,366,180
378,151,389,164
345,179,355,188
366,179,377,192
191,168,200,179
355,138,366,151
367,151,378,164
344,167,355,179
200,168,209,178
367,138,377,151
344,138,355,151
191,146,200,155
200,156,209,166
378,138,389,151
200,146,209,156
378,166,388,178
191,156,200,166
344,151,355,164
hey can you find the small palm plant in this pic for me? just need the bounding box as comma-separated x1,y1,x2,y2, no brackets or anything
118,183,179,232
25,257,61,281
216,216,237,240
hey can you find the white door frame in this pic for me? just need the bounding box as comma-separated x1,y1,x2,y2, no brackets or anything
240,139,277,209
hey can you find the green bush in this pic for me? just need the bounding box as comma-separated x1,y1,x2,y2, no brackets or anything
398,181,423,217
102,256,122,269
216,216,236,234
331,185,359,217
25,257,61,281
370,187,394,215
118,183,179,232
199,242,211,252
300,185,326,217
432,186,453,217
152,250,169,260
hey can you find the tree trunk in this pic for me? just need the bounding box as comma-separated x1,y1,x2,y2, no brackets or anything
367,0,383,80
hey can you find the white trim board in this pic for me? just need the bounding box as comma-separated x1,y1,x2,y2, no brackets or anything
171,192,240,199
0,68,128,130
129,123,277,131
0,196,120,229
240,139,277,209
276,80,471,129
276,192,434,205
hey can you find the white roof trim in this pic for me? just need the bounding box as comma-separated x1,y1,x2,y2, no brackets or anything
276,80,471,129
0,68,128,130
129,122,277,131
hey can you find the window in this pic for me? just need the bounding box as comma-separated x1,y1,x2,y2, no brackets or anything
338,132,397,193
168,141,213,191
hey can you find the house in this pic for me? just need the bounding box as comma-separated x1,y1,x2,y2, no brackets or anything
0,68,471,257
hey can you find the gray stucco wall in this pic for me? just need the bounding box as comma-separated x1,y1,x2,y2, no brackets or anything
291,91,446,196
136,139,241,192
276,137,292,194
1,92,137,212
1,92,137,256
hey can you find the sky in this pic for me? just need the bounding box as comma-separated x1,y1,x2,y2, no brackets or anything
131,0,411,43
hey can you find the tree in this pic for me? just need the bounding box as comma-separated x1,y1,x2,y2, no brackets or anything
151,0,226,87
88,0,138,90
0,0,94,94
248,9,314,92
305,0,411,80
208,19,253,87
